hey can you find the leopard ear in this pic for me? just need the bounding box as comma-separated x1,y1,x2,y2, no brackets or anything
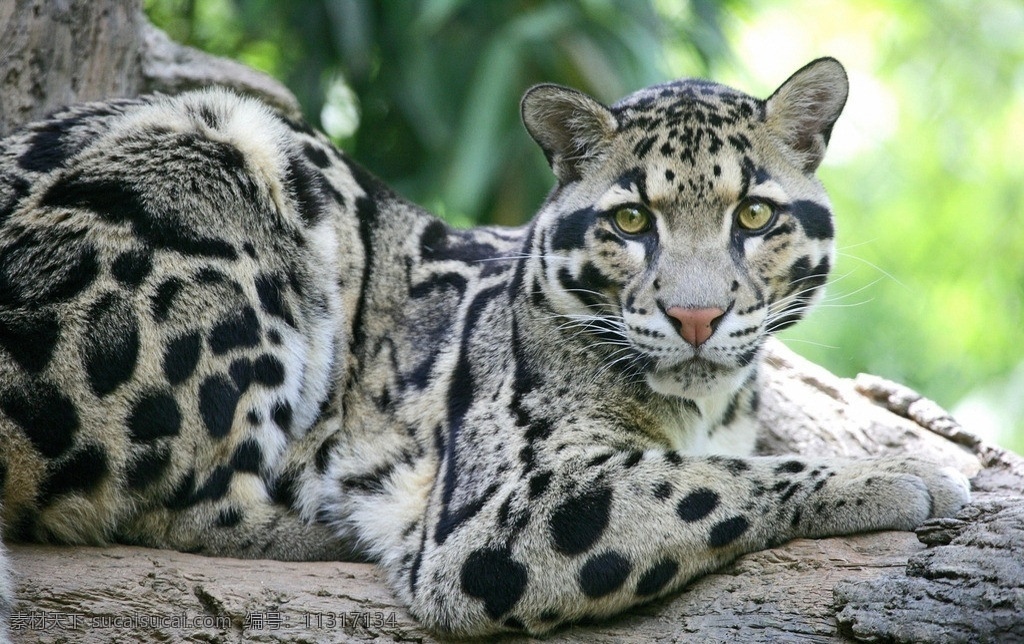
521,84,617,183
765,57,849,173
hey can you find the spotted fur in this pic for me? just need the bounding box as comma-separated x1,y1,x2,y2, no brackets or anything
0,59,968,636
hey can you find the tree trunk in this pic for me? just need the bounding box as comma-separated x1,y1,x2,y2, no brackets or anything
0,0,299,137
2,2,1022,642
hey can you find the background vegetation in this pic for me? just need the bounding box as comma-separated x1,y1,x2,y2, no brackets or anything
145,0,1023,453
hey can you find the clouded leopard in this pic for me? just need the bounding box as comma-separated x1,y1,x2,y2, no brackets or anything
0,57,969,636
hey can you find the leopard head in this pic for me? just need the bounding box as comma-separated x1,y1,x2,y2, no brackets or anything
521,58,848,398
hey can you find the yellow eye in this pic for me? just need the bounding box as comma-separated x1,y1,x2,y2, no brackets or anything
613,207,651,234
736,200,775,231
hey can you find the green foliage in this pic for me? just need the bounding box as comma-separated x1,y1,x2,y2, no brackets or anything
145,0,742,224
145,0,1023,452
764,0,1024,453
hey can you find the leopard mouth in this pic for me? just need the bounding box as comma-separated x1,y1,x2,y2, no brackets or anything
642,351,754,398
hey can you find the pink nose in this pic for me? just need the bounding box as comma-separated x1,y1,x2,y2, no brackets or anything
665,306,725,347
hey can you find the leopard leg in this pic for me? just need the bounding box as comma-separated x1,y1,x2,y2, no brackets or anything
373,447,968,636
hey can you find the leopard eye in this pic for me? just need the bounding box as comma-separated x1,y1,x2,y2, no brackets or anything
613,206,652,235
735,199,775,232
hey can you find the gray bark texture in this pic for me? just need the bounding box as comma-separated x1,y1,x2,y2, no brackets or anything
2,2,1022,642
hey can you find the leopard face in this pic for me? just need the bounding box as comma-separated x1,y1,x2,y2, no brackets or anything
522,60,847,399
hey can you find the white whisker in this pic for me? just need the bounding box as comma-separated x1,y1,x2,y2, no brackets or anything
835,251,908,291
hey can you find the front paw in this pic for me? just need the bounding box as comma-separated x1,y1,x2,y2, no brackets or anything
908,461,972,519
797,458,971,537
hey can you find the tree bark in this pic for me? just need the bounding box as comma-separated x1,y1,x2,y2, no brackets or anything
2,2,1022,642
0,0,299,137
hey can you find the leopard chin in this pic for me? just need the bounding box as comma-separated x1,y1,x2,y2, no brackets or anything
645,358,751,400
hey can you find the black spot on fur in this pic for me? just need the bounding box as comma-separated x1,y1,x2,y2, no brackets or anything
761,221,794,242
229,358,253,392
163,331,202,385
314,436,338,474
165,471,198,509
194,465,233,502
38,444,108,505
269,470,298,509
231,439,264,473
194,103,220,128
791,508,803,528
252,354,285,387
271,401,293,433
593,227,627,247
419,223,501,265
556,267,604,309
303,142,332,168
209,306,260,354
164,465,233,508
196,267,229,285
550,207,596,251
216,507,243,528
677,488,719,522
284,153,328,226
126,446,172,490
18,121,75,172
776,460,805,474
198,374,240,438
0,308,60,373
549,485,613,555
418,220,447,259
503,617,526,631
633,135,658,157
82,292,139,397
255,273,296,327
780,481,802,503
578,261,614,293
111,249,152,287
636,558,679,596
654,481,673,500
790,200,834,240
408,271,469,300
338,461,397,494
529,471,552,499
0,379,79,458
708,456,751,475
578,550,632,598
128,391,182,441
709,516,749,548
151,278,183,322
721,393,740,426
460,548,528,620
